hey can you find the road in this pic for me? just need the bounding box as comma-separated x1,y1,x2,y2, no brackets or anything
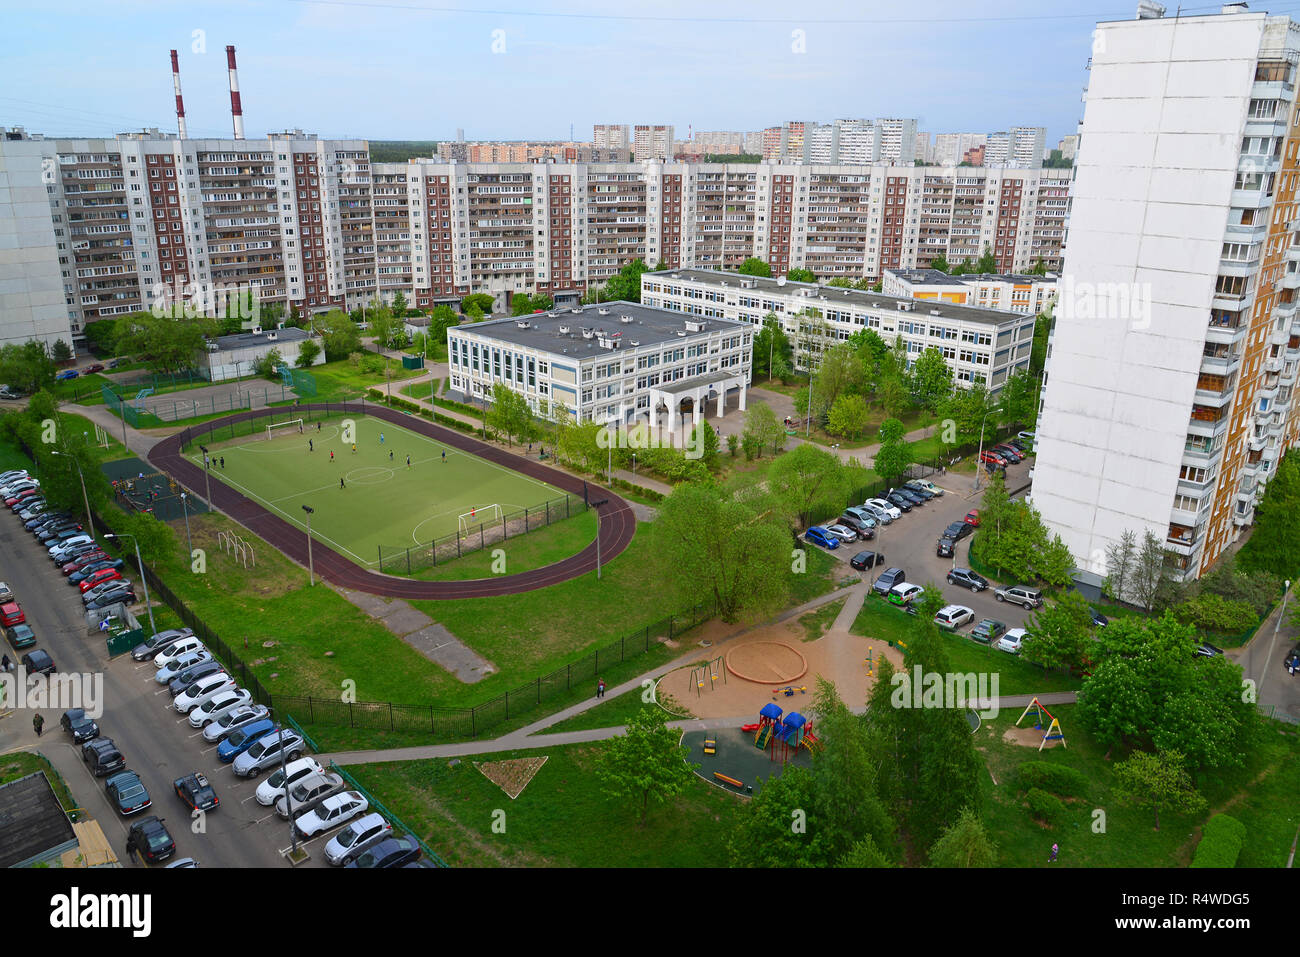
0,510,320,868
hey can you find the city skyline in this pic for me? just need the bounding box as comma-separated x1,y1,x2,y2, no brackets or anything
2,0,1111,144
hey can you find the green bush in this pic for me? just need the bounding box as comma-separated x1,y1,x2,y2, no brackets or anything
1171,593,1258,634
1016,762,1089,798
1025,787,1066,827
1190,814,1247,868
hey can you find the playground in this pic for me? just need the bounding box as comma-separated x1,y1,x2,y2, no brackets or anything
683,713,815,797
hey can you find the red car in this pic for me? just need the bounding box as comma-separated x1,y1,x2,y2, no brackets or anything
4,489,41,508
79,568,123,593
63,551,107,574
964,509,981,527
0,602,25,627
978,450,1009,467
84,363,105,374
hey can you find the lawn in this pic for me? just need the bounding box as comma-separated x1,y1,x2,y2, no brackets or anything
341,739,746,867
541,681,695,734
183,413,569,566
309,357,422,402
415,509,596,581
399,378,438,401
797,597,844,641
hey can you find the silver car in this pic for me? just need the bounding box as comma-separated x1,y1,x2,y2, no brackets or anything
323,812,393,866
274,771,345,819
156,650,213,684
202,704,270,743
824,523,857,544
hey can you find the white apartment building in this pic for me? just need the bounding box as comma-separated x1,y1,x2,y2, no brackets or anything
0,131,69,347
933,133,988,167
985,127,1047,168
632,125,674,162
592,125,631,152
446,301,753,428
876,119,918,164
1035,3,1300,584
642,268,1035,392
883,267,1057,315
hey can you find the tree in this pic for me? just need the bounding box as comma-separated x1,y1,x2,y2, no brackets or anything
82,319,118,357
1111,750,1206,830
466,303,484,322
752,314,793,382
826,393,869,439
929,807,998,867
743,402,786,458
786,267,816,283
812,343,863,415
295,338,321,369
114,510,176,568
0,341,56,394
872,417,911,486
1037,533,1077,588
728,767,829,867
1238,450,1300,581
909,347,954,412
927,254,950,273
835,836,893,868
738,257,772,278
999,369,1038,429
114,310,213,375
390,291,408,317
511,293,546,316
596,706,698,825
767,443,850,528
366,306,396,351
877,375,907,420
651,481,792,622
317,309,361,361
460,293,495,316
255,347,284,380
974,244,998,274
1104,529,1138,605
1023,591,1094,674
692,420,720,470
486,383,534,447
1028,258,1049,277
1131,529,1170,612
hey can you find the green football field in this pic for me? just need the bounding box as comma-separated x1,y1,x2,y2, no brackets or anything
188,414,565,566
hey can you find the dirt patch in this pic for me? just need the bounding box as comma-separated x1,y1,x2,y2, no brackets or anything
1001,724,1063,750
476,756,548,800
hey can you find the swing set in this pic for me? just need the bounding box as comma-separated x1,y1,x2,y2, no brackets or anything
1015,696,1066,752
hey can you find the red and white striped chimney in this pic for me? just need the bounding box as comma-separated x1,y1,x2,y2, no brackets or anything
226,45,245,140
170,50,188,139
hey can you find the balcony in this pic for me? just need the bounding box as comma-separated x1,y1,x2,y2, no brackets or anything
1230,187,1273,209
1166,523,1201,556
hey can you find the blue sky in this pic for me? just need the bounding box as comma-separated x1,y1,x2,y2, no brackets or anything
0,0,1206,145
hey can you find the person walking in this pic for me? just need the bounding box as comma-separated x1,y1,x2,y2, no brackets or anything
33,713,43,737
389,450,394,462
298,422,303,434
330,450,335,462
309,439,314,452
441,451,446,464
1,654,9,673
352,443,357,455
406,454,411,469
220,456,225,469
340,477,346,490
380,432,385,444
1049,843,1059,863
597,677,606,699
317,421,322,432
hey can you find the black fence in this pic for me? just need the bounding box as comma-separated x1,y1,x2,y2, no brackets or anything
376,494,588,574
177,401,366,453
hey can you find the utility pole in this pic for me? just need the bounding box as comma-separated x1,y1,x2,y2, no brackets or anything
302,505,315,586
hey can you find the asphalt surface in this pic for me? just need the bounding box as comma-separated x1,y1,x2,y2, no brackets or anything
0,511,324,868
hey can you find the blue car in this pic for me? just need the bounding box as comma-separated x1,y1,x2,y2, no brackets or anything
804,526,840,550
55,369,79,380
216,718,276,763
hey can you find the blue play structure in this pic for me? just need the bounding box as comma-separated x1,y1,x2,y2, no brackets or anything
752,704,819,763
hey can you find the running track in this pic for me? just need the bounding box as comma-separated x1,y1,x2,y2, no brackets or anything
147,401,636,599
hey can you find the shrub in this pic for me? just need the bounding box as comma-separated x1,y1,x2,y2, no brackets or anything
1016,761,1090,798
1025,787,1066,827
1171,593,1258,634
1190,814,1247,868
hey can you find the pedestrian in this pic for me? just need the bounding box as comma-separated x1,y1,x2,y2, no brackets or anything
298,422,303,434
406,454,411,468
220,456,225,469
528,442,532,453
597,677,606,699
1049,843,1058,863
380,432,385,444
441,451,446,464
1,654,8,673
340,477,346,489
330,450,334,462
203,454,209,468
309,439,314,452
317,421,321,432
33,713,43,737
389,450,394,461
352,443,357,454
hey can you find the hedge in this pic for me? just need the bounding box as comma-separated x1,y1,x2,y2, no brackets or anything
1025,787,1066,827
1016,761,1090,799
1190,814,1247,868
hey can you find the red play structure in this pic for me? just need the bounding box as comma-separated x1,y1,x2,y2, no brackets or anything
752,702,819,764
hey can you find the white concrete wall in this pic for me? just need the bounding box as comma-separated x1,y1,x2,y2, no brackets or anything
0,139,72,348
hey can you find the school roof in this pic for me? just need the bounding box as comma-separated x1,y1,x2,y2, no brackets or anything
0,772,78,868
211,327,312,352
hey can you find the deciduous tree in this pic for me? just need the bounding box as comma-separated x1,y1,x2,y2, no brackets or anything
597,706,698,825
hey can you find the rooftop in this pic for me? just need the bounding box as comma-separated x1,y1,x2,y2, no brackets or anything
0,772,77,868
888,268,1057,286
655,268,1029,327
211,327,312,352
454,301,749,356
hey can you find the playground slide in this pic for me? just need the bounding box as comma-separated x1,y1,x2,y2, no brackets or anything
740,723,760,733
754,726,772,749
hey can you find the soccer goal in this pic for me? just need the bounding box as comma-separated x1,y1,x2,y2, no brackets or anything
266,418,304,440
458,504,502,536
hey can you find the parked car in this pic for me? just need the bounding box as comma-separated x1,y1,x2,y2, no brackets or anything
837,514,875,539
188,688,253,728
173,673,236,714
153,635,205,668
850,550,885,571
232,728,305,778
971,619,1009,644
979,450,1010,467
203,705,271,744
83,737,118,765
65,713,100,744
346,835,421,869
887,582,925,607
992,444,1023,463
865,498,902,521
173,772,219,812
54,369,79,381
69,558,125,584
906,479,944,496
89,745,126,777
824,523,858,544
900,482,935,501
1088,607,1109,627
891,486,928,505
1009,436,1033,453
85,585,136,610
83,579,131,604
124,816,176,865
943,521,973,542
871,567,907,597
105,771,152,816
883,491,913,512
934,605,975,630
0,469,29,484
84,363,105,374
1017,430,1036,448
936,538,955,558
254,756,326,807
273,771,345,819
1283,642,1300,674
1194,642,1225,659
49,534,94,560
167,658,227,695
963,509,981,527
155,651,215,685
4,624,36,650
21,650,55,675
323,812,393,866
947,568,989,592
996,627,1028,654
294,791,369,840
216,718,277,762
803,526,840,550
131,628,194,662
63,551,109,574
78,567,123,593
842,506,879,529
994,584,1043,609
0,602,25,627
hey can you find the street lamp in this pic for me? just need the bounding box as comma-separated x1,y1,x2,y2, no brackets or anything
104,532,157,640
606,420,616,485
302,505,315,586
50,451,94,542
179,491,192,562
974,409,996,491
632,452,637,478
277,725,300,859
197,444,214,506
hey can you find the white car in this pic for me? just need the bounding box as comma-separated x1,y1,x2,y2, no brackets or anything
0,470,30,486
934,604,975,630
294,791,369,840
255,756,326,806
188,688,253,728
154,635,205,668
996,627,1028,654
203,704,270,743
866,498,902,521
906,479,944,497
1,479,39,497
824,523,857,544
888,582,925,606
156,650,213,684
323,812,393,866
173,672,236,713
49,535,94,559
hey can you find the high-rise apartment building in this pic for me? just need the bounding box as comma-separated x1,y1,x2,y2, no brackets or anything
592,124,631,153
0,130,68,348
1035,3,1300,584
876,118,918,165
632,125,674,162
985,127,1046,168
915,132,932,164
934,133,988,167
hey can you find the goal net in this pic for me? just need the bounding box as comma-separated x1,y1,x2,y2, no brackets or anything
458,504,503,536
266,418,304,440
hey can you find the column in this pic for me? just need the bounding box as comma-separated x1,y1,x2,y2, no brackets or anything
716,388,724,417
739,380,748,412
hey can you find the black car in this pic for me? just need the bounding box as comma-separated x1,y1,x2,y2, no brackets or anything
1088,607,1109,627
943,521,974,542
346,836,422,869
26,513,70,532
167,659,224,696
947,568,989,592
891,487,926,506
993,445,1023,463
68,715,100,743
173,772,219,812
86,587,136,610
105,771,152,816
936,538,955,558
884,492,913,512
21,650,55,675
38,525,84,545
850,550,885,571
83,736,118,764
872,567,907,596
89,746,126,777
125,816,176,865
130,629,195,662
1284,643,1300,674
1194,642,1224,659
837,515,875,540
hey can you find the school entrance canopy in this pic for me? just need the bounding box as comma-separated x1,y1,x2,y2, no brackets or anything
646,369,747,431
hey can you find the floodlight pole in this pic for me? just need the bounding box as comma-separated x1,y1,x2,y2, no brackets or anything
302,505,315,586
180,492,192,561
106,532,156,639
